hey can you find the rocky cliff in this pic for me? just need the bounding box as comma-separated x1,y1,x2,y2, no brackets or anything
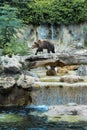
18,23,87,48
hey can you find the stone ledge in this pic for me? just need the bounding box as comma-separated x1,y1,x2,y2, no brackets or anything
33,81,87,89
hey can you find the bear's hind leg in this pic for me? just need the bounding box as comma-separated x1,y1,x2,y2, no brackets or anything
52,49,55,53
47,49,50,53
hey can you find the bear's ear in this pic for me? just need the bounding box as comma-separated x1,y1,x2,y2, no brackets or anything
34,42,37,44
38,40,41,43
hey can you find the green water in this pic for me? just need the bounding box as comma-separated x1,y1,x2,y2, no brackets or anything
0,107,87,130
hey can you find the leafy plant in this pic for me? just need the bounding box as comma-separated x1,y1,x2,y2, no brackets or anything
3,38,32,56
1,0,87,26
0,4,22,47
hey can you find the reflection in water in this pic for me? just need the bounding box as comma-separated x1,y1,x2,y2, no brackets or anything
0,107,87,130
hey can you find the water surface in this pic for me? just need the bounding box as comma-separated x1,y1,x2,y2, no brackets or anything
0,106,87,130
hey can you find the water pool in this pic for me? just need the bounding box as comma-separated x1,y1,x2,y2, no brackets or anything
0,107,87,130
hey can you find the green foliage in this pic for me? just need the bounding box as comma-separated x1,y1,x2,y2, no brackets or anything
0,4,22,47
14,74,20,80
1,0,87,25
3,38,31,56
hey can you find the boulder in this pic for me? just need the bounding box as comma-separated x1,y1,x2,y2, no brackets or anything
23,70,39,78
58,65,78,74
76,65,87,76
46,69,57,76
1,55,22,74
17,74,40,89
60,75,84,83
0,75,33,107
75,42,84,49
0,77,15,89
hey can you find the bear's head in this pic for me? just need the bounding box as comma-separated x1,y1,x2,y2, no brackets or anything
32,42,39,49
37,40,42,44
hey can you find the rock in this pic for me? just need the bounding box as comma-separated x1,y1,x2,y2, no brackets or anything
23,70,39,78
58,65,78,74
17,74,40,89
67,102,77,106
60,75,84,83
75,42,84,49
58,67,68,74
0,65,4,74
46,68,57,76
0,77,15,94
76,65,87,76
1,55,22,74
70,109,78,115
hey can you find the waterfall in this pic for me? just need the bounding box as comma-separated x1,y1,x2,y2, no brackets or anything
51,24,54,41
38,25,48,39
38,25,56,40
30,84,87,106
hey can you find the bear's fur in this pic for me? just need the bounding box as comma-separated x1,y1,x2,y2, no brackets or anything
32,39,55,55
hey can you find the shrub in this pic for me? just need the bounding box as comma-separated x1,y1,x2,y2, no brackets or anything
3,38,32,56
1,0,87,25
0,4,22,47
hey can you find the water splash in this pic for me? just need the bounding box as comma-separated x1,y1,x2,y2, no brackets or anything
25,105,48,112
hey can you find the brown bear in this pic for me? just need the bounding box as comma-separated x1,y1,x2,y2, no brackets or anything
32,39,55,55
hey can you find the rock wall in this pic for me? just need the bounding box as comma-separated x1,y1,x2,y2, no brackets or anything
0,55,39,107
18,23,87,48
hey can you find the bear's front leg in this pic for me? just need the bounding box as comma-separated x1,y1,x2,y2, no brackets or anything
35,49,38,55
35,48,43,55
